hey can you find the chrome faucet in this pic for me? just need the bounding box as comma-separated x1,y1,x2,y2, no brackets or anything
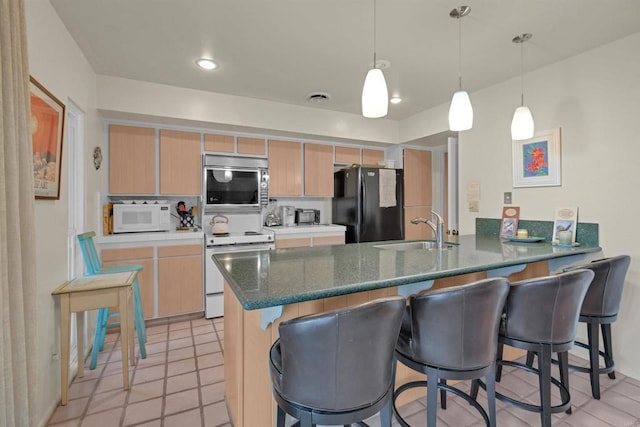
411,210,445,249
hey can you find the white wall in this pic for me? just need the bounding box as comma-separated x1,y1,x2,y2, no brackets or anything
406,33,640,379
25,0,103,424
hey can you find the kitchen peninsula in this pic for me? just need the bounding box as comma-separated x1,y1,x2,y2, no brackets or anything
217,233,601,427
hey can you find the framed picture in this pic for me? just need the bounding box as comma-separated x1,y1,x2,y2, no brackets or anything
29,76,65,200
553,206,578,242
512,128,561,188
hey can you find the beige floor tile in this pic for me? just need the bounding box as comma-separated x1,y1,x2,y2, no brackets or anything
134,364,166,384
133,421,162,427
136,351,167,368
86,388,127,414
192,324,215,336
49,398,90,424
169,320,192,331
75,365,105,382
203,401,230,426
48,419,81,427
191,317,213,326
168,358,197,377
197,352,223,370
215,330,224,341
94,372,128,394
195,341,220,356
145,324,168,335
166,371,199,394
68,378,98,400
201,382,225,406
168,337,193,350
122,397,162,426
128,379,165,404
164,408,203,427
170,328,193,340
80,406,123,427
144,341,168,355
199,365,224,386
145,332,168,344
194,332,216,345
165,388,201,415
168,346,195,362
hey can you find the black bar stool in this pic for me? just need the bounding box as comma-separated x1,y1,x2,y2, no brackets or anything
393,278,510,427
563,255,631,399
477,269,594,427
269,296,405,427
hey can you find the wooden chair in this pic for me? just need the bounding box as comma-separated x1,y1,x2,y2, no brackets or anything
77,231,147,369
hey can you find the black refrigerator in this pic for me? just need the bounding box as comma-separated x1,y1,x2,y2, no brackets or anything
333,166,404,243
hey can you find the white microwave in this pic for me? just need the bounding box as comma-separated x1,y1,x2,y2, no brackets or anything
113,204,171,233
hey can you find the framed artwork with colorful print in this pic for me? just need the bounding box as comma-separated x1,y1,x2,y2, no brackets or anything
512,128,561,188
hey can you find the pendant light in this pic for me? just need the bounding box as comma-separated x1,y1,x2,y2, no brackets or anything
361,0,388,118
511,33,534,140
448,6,473,131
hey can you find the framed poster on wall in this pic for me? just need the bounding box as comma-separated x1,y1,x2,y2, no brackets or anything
512,128,561,188
30,76,65,200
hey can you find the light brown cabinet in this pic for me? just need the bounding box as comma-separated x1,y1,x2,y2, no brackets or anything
304,143,334,196
204,133,234,153
108,125,156,194
237,137,266,156
335,146,360,164
274,233,345,249
362,148,384,165
159,130,201,195
101,246,155,319
157,244,203,316
403,148,433,240
268,140,302,196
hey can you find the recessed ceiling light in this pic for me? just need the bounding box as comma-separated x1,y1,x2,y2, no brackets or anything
390,97,402,104
196,58,218,70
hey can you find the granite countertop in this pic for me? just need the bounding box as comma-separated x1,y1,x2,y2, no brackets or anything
213,234,602,310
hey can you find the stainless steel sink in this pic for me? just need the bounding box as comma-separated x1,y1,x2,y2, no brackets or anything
373,241,456,251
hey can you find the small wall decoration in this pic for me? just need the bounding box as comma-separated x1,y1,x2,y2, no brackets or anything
93,147,103,170
512,128,561,188
30,76,65,199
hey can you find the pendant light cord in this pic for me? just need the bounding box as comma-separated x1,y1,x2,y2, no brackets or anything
458,16,462,90
520,40,524,106
372,0,377,68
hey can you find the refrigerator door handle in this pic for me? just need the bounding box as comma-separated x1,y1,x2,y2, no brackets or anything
360,177,367,238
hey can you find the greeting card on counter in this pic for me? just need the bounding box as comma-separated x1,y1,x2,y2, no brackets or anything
553,207,578,242
500,206,520,238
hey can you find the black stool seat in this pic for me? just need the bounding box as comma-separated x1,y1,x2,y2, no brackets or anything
269,296,405,427
479,269,594,427
393,278,510,427
563,255,631,399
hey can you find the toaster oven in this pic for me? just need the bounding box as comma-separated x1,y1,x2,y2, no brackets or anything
295,209,320,225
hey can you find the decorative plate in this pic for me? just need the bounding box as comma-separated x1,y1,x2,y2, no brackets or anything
505,236,545,243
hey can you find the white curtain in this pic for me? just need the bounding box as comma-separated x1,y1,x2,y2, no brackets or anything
0,0,38,425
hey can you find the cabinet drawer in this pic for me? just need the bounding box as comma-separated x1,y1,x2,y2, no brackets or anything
275,237,311,249
313,235,345,246
158,244,203,258
102,246,154,262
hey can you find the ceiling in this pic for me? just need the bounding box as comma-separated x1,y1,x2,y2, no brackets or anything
51,0,640,122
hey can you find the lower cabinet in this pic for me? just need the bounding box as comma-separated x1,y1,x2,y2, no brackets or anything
102,246,155,319
275,233,345,249
158,244,203,316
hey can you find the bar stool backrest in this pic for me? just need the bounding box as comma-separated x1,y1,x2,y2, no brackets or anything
565,255,630,318
274,296,405,412
502,269,594,344
77,231,101,275
404,278,509,370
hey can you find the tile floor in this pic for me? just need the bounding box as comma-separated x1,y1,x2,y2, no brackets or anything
47,314,640,426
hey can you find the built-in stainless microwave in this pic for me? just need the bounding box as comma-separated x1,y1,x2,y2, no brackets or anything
203,155,269,208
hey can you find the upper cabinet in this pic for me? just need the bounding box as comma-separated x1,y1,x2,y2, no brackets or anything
403,148,432,207
204,133,267,157
335,146,360,164
108,124,156,194
362,148,384,165
159,130,201,195
268,140,302,196
237,137,266,156
204,133,234,153
304,143,333,196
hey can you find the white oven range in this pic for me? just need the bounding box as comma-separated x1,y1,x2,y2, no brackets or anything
204,230,275,318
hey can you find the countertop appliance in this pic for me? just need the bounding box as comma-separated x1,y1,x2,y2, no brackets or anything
279,205,296,227
332,166,404,243
295,209,320,225
204,230,274,318
203,155,269,209
112,203,171,233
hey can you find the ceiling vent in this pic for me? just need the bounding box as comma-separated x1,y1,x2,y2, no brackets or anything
307,93,331,103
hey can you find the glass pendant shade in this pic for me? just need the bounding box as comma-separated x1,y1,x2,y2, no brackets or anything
448,90,473,131
362,68,389,118
511,105,534,140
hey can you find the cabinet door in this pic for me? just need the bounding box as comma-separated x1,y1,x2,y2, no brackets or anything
108,125,156,194
158,244,204,316
275,237,311,249
362,148,384,165
237,137,266,156
404,148,432,207
204,133,234,153
312,235,345,246
404,206,434,240
102,246,155,319
304,143,334,196
335,146,360,164
159,130,201,195
268,140,302,196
